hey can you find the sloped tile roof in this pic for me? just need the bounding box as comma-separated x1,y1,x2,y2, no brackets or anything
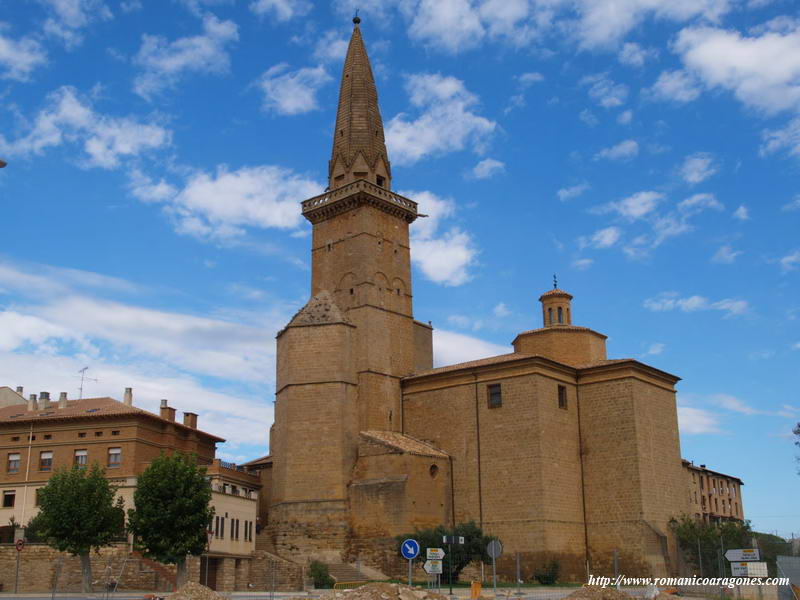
360,430,448,458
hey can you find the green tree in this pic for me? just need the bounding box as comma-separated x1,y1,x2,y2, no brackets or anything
34,463,123,592
127,452,214,587
670,515,753,577
396,521,496,584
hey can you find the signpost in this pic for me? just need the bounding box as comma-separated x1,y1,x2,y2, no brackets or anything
425,560,443,574
14,538,24,594
725,549,761,562
487,540,503,596
401,539,420,587
427,548,445,560
731,562,768,578
442,535,466,596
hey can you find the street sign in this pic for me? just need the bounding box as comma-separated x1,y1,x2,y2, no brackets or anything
731,562,768,577
401,539,420,559
725,548,760,562
424,560,443,575
487,540,503,559
15,539,24,552
427,548,445,559
442,535,465,544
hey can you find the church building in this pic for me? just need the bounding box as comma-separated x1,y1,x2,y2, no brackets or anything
258,17,743,580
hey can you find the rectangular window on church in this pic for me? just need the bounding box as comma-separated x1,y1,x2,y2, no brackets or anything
487,384,502,408
558,385,567,409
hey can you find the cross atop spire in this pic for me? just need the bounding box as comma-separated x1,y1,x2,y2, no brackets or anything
328,18,391,191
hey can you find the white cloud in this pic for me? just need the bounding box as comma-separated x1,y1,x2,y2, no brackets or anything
468,158,505,179
678,192,724,215
403,189,477,286
598,190,663,220
558,182,590,201
618,42,657,67
258,63,332,115
617,109,633,124
572,257,594,270
712,244,742,264
582,72,629,108
313,30,349,63
680,152,718,184
579,109,599,127
761,117,800,158
674,24,800,114
648,69,702,103
0,28,47,80
644,342,665,356
712,393,759,415
782,196,800,211
0,86,170,168
594,139,639,161
733,205,750,220
405,0,486,54
386,73,496,166
779,250,800,272
493,303,510,318
432,329,508,368
133,14,239,100
39,0,113,48
250,0,312,20
518,72,544,86
136,165,323,240
579,226,622,250
644,292,748,317
678,406,721,435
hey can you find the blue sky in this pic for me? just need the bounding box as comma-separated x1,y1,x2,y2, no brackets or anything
1,0,799,537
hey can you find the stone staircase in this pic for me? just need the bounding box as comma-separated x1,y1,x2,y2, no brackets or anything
326,563,366,582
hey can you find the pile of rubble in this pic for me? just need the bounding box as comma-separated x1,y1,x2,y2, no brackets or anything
325,582,450,600
565,586,635,600
166,581,224,600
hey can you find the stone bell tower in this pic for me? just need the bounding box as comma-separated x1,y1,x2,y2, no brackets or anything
268,17,435,561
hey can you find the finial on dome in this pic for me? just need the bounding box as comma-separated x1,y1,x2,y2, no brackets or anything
553,273,558,289
353,9,361,25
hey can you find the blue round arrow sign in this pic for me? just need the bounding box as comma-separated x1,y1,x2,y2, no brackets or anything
401,538,420,559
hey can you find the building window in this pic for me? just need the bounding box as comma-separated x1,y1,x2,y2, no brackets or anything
78,432,86,438
111,430,120,436
214,516,220,538
2,490,15,508
11,436,20,442
557,307,563,324
487,384,502,408
548,308,553,324
74,449,88,467
376,175,385,188
39,451,53,472
44,434,52,440
220,517,225,539
108,447,121,468
558,385,568,410
35,488,42,506
7,453,20,473
95,431,103,437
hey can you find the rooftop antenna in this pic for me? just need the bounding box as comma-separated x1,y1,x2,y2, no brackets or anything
77,367,98,399
553,273,558,289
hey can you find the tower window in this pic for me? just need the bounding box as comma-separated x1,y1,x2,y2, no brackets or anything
376,175,385,187
327,243,332,252
557,307,563,324
350,288,354,295
487,384,502,408
558,385,567,410
548,308,553,325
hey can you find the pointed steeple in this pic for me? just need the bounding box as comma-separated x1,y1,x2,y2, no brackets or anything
328,17,391,191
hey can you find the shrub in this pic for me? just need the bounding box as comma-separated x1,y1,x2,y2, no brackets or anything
533,559,560,585
309,560,335,588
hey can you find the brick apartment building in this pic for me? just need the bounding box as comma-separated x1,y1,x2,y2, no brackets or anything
683,460,745,523
0,387,261,587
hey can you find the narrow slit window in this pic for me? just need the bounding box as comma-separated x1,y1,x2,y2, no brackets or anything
558,385,568,409
557,307,563,323
487,384,502,408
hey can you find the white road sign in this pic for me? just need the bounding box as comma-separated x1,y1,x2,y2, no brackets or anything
731,562,768,578
424,560,443,575
725,549,760,562
427,548,445,559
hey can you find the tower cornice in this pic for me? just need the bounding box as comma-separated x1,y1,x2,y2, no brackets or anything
302,179,417,224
